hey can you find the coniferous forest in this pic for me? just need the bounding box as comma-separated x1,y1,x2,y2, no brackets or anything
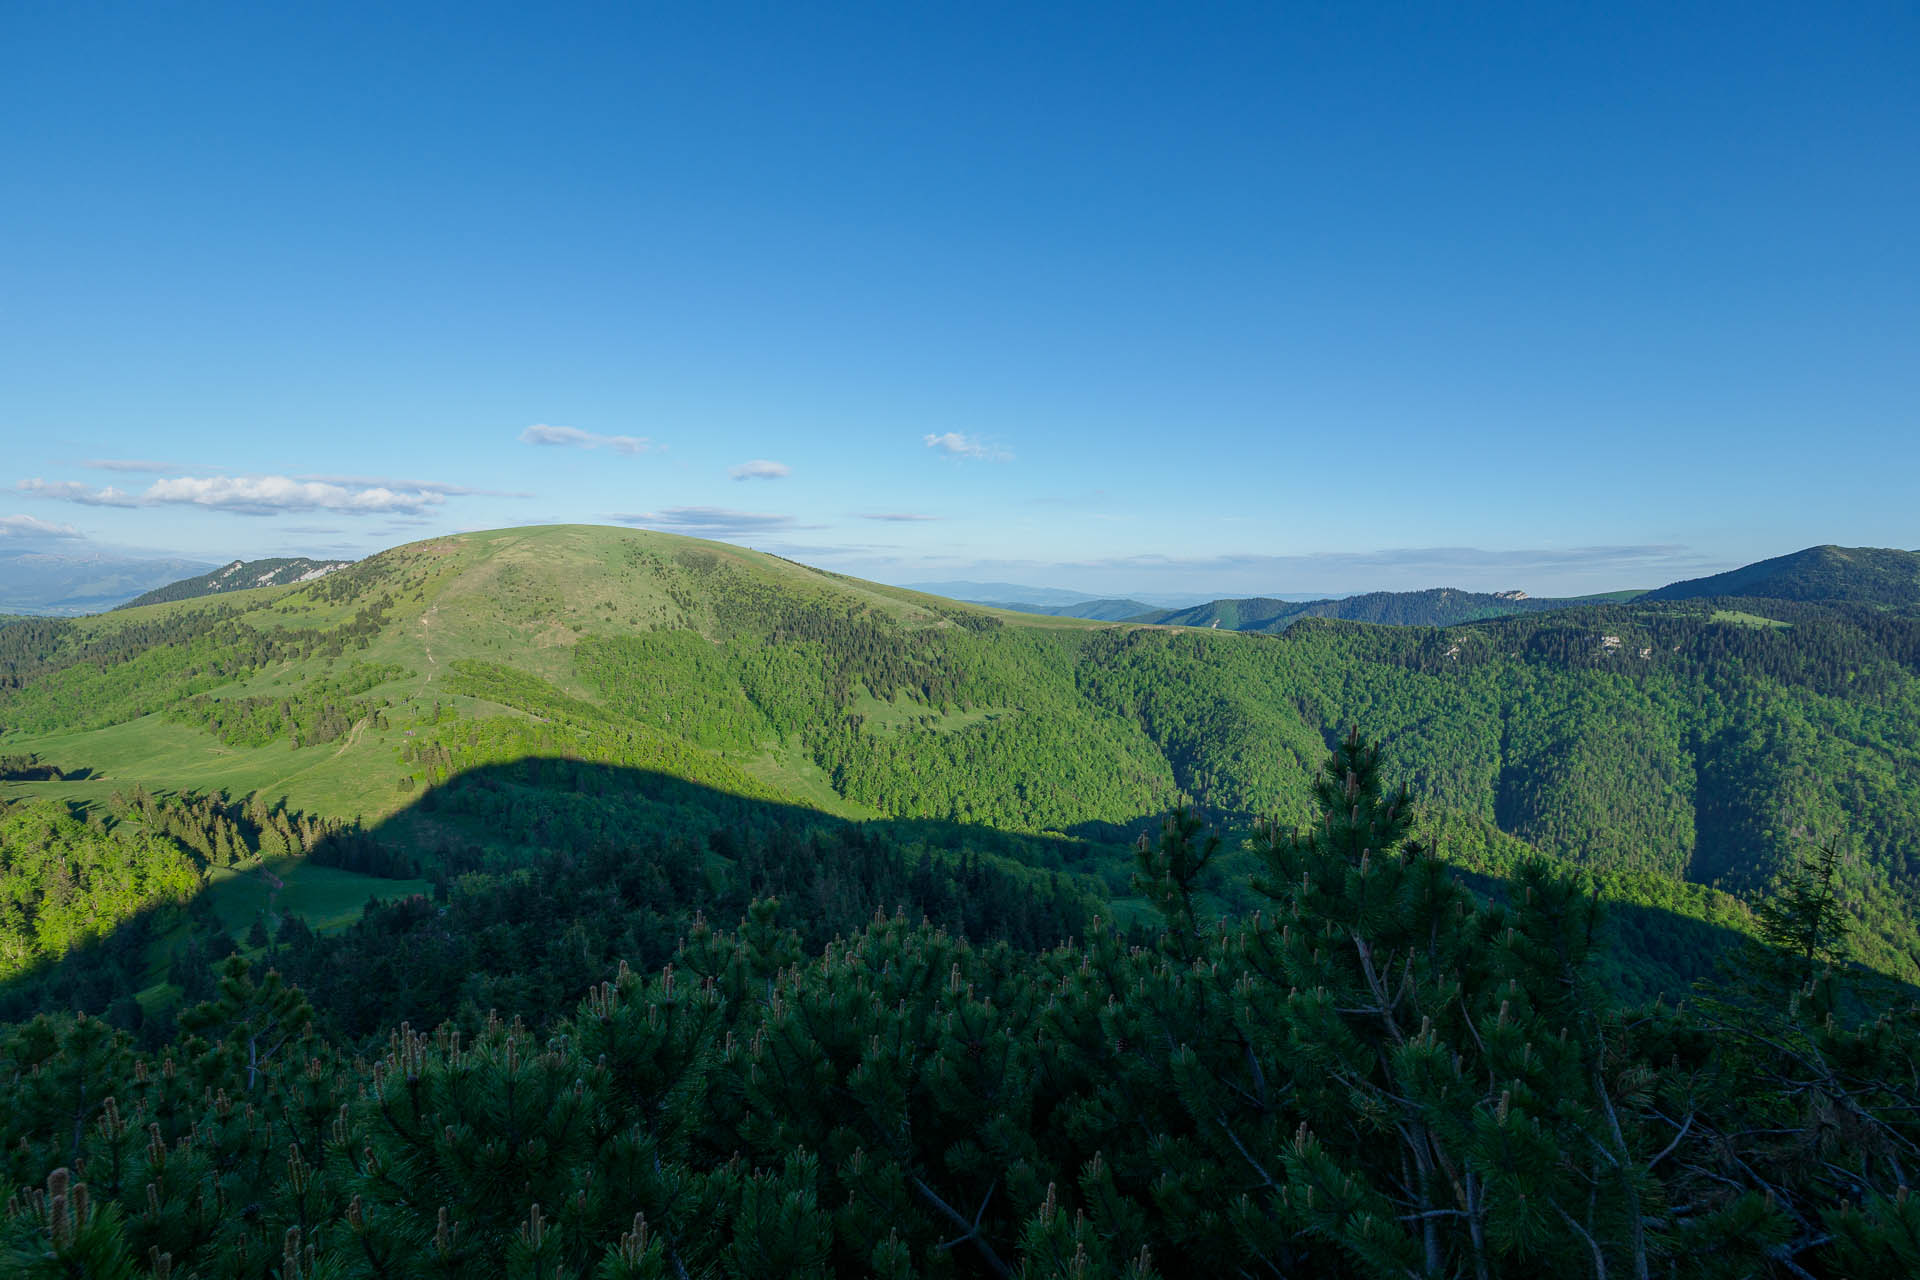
3,525,1920,1276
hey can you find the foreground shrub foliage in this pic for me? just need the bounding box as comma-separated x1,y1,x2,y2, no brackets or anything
5,734,1920,1277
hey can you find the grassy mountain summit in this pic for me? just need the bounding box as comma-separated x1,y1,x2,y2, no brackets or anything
1642,543,1920,605
1,524,1111,833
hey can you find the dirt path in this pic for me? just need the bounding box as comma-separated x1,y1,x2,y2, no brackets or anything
420,604,439,681
259,714,371,795
331,715,368,760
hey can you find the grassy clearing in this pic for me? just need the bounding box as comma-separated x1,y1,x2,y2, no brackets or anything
848,689,1009,734
1710,609,1791,629
205,859,434,940
740,743,875,818
128,859,433,1005
1,710,418,821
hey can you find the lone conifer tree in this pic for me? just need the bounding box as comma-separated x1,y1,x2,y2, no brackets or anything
1751,835,1851,1000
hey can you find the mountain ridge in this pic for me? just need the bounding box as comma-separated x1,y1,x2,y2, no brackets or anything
1642,544,1920,605
116,556,354,610
1129,586,1646,631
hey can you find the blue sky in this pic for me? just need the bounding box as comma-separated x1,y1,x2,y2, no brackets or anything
3,2,1914,597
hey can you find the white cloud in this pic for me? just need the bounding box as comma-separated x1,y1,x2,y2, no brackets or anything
728,459,791,481
923,432,1011,462
19,474,450,516
147,476,444,514
0,514,82,538
18,479,140,507
520,424,654,455
861,512,939,522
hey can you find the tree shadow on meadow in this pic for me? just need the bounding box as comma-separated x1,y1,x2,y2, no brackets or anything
3,756,1764,1045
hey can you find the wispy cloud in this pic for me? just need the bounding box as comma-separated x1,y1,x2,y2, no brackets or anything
19,474,452,516
923,432,1012,462
520,424,654,455
0,514,82,538
81,458,192,475
728,459,791,481
861,512,939,522
610,507,816,538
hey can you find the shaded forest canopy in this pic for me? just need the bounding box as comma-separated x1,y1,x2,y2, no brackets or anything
3,733,1919,1276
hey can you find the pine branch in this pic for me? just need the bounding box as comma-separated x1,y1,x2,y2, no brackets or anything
912,1175,1012,1278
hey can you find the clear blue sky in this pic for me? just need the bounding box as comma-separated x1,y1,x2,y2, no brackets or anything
3,2,1914,597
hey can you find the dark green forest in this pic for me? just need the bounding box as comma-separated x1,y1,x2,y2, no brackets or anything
6,734,1920,1277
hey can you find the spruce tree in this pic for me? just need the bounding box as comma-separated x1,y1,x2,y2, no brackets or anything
1751,835,1851,1001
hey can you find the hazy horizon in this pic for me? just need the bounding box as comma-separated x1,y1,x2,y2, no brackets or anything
16,519,1887,614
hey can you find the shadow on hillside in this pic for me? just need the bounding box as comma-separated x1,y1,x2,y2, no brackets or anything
4,759,1762,1043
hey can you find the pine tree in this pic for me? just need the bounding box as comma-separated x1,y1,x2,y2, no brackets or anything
1130,805,1218,960
1751,835,1851,1001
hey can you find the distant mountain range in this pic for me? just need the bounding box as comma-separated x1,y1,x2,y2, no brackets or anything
0,549,217,616
116,557,354,610
902,580,1231,609
967,545,1920,631
965,587,1639,629
1126,587,1647,631
973,597,1164,621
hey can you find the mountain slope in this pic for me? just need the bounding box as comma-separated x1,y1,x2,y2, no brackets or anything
116,556,354,609
1643,544,1920,605
5,524,1920,989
